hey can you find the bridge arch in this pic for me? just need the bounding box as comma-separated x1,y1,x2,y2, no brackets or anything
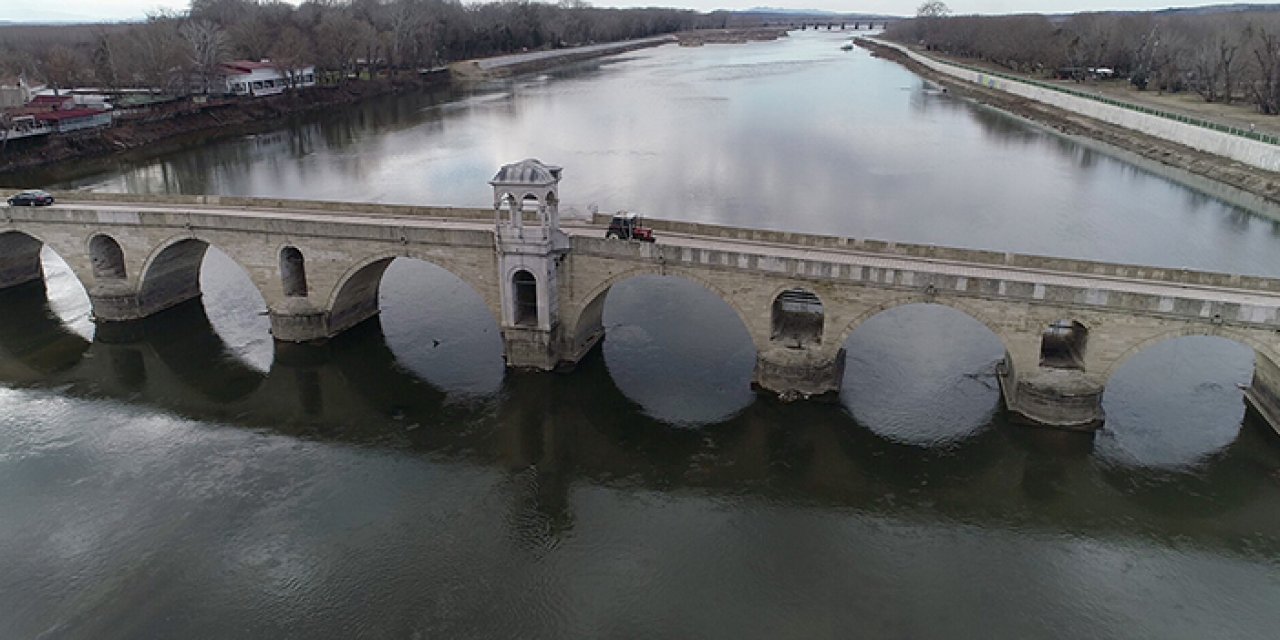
1097,327,1267,468
1100,326,1276,383
836,297,1011,445
835,294,1015,354
137,234,271,322
563,265,758,357
325,251,501,337
565,266,758,425
0,230,94,337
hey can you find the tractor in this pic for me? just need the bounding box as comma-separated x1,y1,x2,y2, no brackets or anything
605,212,656,242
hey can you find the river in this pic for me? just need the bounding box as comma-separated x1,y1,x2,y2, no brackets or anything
2,29,1279,638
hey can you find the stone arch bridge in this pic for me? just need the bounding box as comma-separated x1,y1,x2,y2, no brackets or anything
5,160,1280,434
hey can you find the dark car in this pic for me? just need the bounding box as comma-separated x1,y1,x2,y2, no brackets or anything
7,190,55,206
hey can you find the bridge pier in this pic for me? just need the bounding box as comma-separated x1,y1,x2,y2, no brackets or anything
87,283,148,321
753,346,846,401
1244,354,1280,437
997,362,1105,431
269,305,330,343
503,325,563,370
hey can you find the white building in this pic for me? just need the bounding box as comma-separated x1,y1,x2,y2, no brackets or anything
221,60,316,97
0,75,32,109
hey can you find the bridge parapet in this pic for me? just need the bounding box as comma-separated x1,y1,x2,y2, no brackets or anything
40,191,496,222
593,213,1280,295
570,234,1280,331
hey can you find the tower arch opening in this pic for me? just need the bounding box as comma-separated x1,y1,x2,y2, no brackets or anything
512,270,539,327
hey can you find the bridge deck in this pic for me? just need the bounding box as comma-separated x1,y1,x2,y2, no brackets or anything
29,199,1280,309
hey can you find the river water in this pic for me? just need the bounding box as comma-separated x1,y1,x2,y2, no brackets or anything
3,30,1280,638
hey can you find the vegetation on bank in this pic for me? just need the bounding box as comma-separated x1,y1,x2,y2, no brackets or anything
886,2,1280,114
0,0,733,94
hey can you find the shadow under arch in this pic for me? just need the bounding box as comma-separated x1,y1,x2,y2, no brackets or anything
838,300,1009,447
0,230,51,290
0,280,91,379
0,230,94,330
326,252,502,337
565,268,758,427
1095,414,1277,520
327,255,505,396
326,318,449,417
95,298,266,404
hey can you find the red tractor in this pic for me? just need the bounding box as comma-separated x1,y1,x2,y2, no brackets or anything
605,212,656,242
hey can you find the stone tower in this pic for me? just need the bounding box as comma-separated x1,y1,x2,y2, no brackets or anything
491,159,571,369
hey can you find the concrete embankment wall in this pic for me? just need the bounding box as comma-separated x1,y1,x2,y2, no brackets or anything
869,39,1280,172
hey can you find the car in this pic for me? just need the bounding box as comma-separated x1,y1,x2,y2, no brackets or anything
7,189,54,206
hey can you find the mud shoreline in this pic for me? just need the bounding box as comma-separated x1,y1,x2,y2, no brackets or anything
858,38,1280,218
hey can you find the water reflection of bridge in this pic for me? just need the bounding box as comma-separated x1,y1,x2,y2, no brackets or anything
2,279,1278,555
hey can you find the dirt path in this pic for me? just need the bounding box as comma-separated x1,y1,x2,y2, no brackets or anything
859,40,1280,211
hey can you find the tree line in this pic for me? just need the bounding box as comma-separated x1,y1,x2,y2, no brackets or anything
887,4,1280,114
0,0,725,94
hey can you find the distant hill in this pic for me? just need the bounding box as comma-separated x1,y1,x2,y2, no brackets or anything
1153,3,1280,16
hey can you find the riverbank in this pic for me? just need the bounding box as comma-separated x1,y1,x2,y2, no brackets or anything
447,28,789,79
858,38,1280,213
4,32,707,177
0,76,441,177
448,35,677,79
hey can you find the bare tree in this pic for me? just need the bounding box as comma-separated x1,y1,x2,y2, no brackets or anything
270,27,313,87
182,19,231,95
40,45,84,95
1248,24,1280,114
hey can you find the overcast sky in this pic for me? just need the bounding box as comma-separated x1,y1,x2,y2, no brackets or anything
1,1,1238,23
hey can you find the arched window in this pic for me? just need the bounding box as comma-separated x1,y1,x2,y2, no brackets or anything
279,246,307,297
1040,320,1088,369
513,270,538,327
771,288,824,347
89,234,126,279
